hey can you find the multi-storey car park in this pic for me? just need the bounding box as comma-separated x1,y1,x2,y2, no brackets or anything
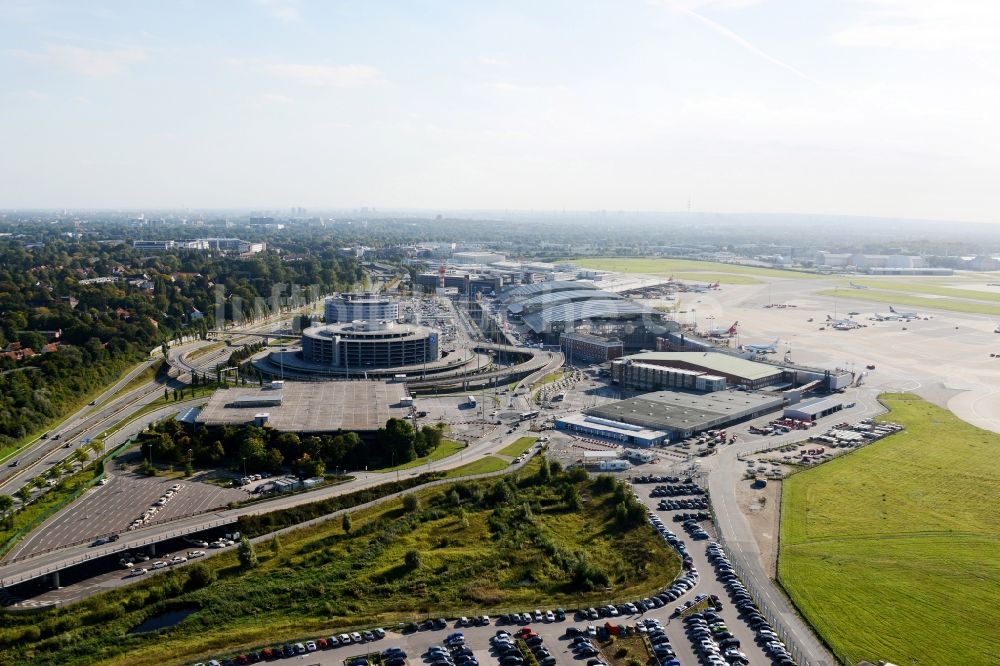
301,321,439,369
324,293,400,323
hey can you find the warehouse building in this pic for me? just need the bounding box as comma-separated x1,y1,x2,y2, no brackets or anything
611,352,784,390
559,332,624,363
557,390,783,445
784,396,843,422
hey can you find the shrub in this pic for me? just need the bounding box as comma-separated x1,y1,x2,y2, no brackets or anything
404,549,422,569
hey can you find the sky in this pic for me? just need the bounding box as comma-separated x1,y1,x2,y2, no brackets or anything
1,0,999,223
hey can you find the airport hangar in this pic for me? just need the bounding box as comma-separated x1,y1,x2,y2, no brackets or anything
555,390,784,447
194,380,411,436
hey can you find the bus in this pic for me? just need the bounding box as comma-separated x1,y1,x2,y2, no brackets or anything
518,410,540,422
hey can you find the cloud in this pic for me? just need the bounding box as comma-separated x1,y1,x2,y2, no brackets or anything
261,93,293,104
7,44,145,76
264,62,381,87
20,89,50,101
833,0,1000,51
255,0,301,23
651,0,812,80
478,56,508,66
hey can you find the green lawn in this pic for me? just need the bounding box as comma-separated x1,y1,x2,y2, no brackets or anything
572,257,818,282
381,439,465,471
779,394,1000,666
498,437,538,457
834,278,1000,303
442,455,510,477
184,341,226,361
0,465,679,666
817,288,1000,316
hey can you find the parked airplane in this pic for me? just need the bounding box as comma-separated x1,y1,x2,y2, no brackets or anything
744,339,780,354
704,321,738,338
826,315,861,329
889,306,919,318
849,282,869,289
872,312,901,321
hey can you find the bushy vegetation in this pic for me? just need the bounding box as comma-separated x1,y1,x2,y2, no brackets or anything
779,394,1000,666
0,460,679,666
136,417,447,475
0,237,361,454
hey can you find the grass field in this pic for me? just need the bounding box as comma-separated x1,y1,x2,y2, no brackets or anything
0,463,679,666
572,257,818,282
184,341,226,361
779,394,1000,666
835,278,1000,303
442,455,510,477
382,439,465,471
498,437,538,457
817,288,1000,316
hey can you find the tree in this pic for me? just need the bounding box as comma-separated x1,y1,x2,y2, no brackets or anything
404,549,422,569
238,536,258,570
0,494,13,527
15,486,30,504
342,513,352,533
185,563,216,590
270,534,282,554
402,494,420,512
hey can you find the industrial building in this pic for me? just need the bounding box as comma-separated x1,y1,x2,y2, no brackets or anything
196,381,410,434
557,389,783,445
784,396,843,422
506,289,622,318
301,320,438,368
451,251,506,265
324,293,399,323
612,352,784,390
559,332,624,363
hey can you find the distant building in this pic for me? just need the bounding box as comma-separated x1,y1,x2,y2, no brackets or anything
324,293,399,323
452,251,506,265
133,240,176,252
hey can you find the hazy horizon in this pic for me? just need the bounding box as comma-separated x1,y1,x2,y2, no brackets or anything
2,1,998,223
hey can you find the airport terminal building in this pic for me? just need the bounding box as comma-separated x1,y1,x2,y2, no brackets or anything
611,352,784,390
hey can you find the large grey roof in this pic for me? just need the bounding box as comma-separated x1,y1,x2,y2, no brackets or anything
500,280,596,303
523,300,654,333
507,289,621,314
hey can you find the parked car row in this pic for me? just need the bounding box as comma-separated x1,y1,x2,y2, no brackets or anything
706,542,798,666
130,483,183,531
631,475,686,484
681,518,711,541
683,610,747,665
673,511,711,523
496,608,565,624
649,483,706,498
192,628,388,665
640,617,680,666
658,497,709,511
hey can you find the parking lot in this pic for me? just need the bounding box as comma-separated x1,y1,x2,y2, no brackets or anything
3,472,247,561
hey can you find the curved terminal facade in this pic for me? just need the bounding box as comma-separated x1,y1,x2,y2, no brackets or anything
324,293,398,323
301,321,438,369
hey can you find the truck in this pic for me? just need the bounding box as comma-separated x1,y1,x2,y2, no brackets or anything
466,395,477,408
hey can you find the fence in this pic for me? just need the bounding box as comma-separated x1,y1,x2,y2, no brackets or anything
713,534,815,666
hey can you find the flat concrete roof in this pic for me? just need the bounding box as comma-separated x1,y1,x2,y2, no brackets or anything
197,380,409,432
786,396,843,416
557,412,669,442
587,389,783,432
619,351,783,382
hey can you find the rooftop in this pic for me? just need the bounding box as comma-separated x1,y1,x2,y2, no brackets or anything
588,389,783,431
619,351,783,381
197,381,409,432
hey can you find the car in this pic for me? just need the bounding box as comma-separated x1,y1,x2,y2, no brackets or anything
151,561,168,569
544,611,555,623
373,627,386,639
170,556,188,565
188,550,206,558
362,631,375,642
305,641,317,652
339,633,351,644
294,643,307,654
128,567,147,577
586,625,596,637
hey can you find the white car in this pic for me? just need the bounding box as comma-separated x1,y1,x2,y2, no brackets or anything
151,561,168,569
128,568,147,577
188,550,206,558
170,556,188,565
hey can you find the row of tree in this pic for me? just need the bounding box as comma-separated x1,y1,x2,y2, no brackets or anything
137,417,448,477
